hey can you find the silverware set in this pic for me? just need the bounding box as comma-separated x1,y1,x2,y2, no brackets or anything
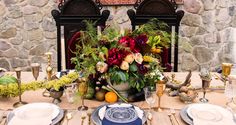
168,108,181,125
62,109,93,125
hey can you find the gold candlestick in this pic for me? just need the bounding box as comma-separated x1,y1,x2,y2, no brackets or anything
45,52,53,81
13,68,27,108
42,52,53,97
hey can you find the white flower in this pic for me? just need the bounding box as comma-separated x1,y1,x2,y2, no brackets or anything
120,61,129,71
134,53,143,64
96,62,108,73
124,54,135,64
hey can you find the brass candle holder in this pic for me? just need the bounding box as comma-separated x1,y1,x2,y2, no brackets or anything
13,68,27,108
45,52,53,81
155,80,166,112
222,63,233,86
42,52,53,97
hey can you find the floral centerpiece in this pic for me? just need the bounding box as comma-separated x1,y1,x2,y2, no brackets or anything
71,19,171,102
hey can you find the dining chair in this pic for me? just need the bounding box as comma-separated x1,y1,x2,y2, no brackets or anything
51,0,110,71
127,0,184,72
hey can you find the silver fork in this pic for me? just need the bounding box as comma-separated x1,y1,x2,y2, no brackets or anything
170,108,181,125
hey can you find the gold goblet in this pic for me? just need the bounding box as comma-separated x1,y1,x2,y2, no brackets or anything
31,63,40,81
77,78,88,111
199,79,211,103
222,63,233,85
13,68,27,108
155,80,166,112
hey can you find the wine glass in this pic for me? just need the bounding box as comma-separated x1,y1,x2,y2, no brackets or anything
65,83,77,103
31,63,40,81
222,63,233,86
77,78,88,111
156,80,166,112
144,86,156,114
225,76,236,107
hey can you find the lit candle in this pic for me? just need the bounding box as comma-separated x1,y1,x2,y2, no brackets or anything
61,37,66,70
97,26,101,36
120,27,125,35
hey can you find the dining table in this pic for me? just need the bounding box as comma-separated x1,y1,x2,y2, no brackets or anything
0,71,230,125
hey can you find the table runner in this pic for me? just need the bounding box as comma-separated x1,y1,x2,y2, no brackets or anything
0,72,228,125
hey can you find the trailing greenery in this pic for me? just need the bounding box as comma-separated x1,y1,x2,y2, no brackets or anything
0,72,78,97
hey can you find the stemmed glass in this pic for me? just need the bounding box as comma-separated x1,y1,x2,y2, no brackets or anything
199,79,211,103
156,80,166,112
31,63,40,81
144,86,156,115
65,83,77,103
225,76,236,107
199,67,211,103
222,63,233,86
77,78,88,111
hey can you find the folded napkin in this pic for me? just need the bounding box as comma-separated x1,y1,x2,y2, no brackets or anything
99,103,143,125
8,115,52,125
99,103,143,120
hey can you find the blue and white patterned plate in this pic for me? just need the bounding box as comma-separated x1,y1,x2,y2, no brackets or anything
91,103,146,125
105,107,138,123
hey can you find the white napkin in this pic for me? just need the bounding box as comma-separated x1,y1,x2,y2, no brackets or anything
8,105,55,125
98,103,143,120
8,115,52,125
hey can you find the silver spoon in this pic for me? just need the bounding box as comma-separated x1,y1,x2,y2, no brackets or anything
66,112,73,125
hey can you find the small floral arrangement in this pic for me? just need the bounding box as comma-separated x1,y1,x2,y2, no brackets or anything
71,19,171,92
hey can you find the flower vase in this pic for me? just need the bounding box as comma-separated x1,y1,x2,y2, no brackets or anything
110,82,130,99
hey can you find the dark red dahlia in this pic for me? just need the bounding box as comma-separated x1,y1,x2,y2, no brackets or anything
107,48,125,66
118,36,140,53
137,63,148,75
135,34,148,47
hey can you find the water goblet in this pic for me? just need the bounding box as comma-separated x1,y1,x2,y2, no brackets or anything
31,63,40,81
225,76,236,107
65,83,77,103
199,79,211,103
155,80,166,112
222,63,233,85
144,86,156,114
77,78,88,111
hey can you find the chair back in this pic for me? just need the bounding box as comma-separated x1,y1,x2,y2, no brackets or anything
52,0,110,71
127,0,184,72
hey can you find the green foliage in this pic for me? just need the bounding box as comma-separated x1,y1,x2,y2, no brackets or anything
0,72,78,97
71,21,102,77
0,75,18,85
133,18,172,48
109,66,128,83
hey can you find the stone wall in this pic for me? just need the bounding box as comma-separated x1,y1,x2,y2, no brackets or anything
0,0,57,71
178,0,236,71
0,0,236,71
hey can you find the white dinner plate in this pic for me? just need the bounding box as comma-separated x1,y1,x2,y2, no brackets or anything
186,103,233,122
14,103,60,120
